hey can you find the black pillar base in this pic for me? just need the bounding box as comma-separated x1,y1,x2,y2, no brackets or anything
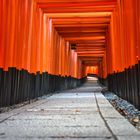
0,68,87,108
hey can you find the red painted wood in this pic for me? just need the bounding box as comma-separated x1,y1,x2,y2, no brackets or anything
0,0,140,79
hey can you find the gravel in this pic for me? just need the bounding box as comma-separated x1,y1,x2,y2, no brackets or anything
102,91,140,131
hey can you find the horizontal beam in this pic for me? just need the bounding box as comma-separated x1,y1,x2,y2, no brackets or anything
53,23,109,27
52,17,110,25
42,7,115,13
81,59,102,62
65,36,105,41
69,40,106,44
76,49,106,52
55,27,106,32
77,54,105,57
37,0,117,5
60,32,105,38
45,12,112,18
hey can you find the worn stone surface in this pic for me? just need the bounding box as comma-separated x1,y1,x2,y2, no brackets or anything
117,136,140,140
0,77,140,140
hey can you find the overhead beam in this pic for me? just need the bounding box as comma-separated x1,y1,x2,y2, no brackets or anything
45,12,112,18
60,32,105,38
55,27,106,33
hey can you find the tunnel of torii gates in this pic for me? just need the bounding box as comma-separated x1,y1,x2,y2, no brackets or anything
0,0,140,109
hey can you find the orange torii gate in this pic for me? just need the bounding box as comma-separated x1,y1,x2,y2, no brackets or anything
0,0,140,108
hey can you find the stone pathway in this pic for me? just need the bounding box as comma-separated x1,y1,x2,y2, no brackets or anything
0,77,140,140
